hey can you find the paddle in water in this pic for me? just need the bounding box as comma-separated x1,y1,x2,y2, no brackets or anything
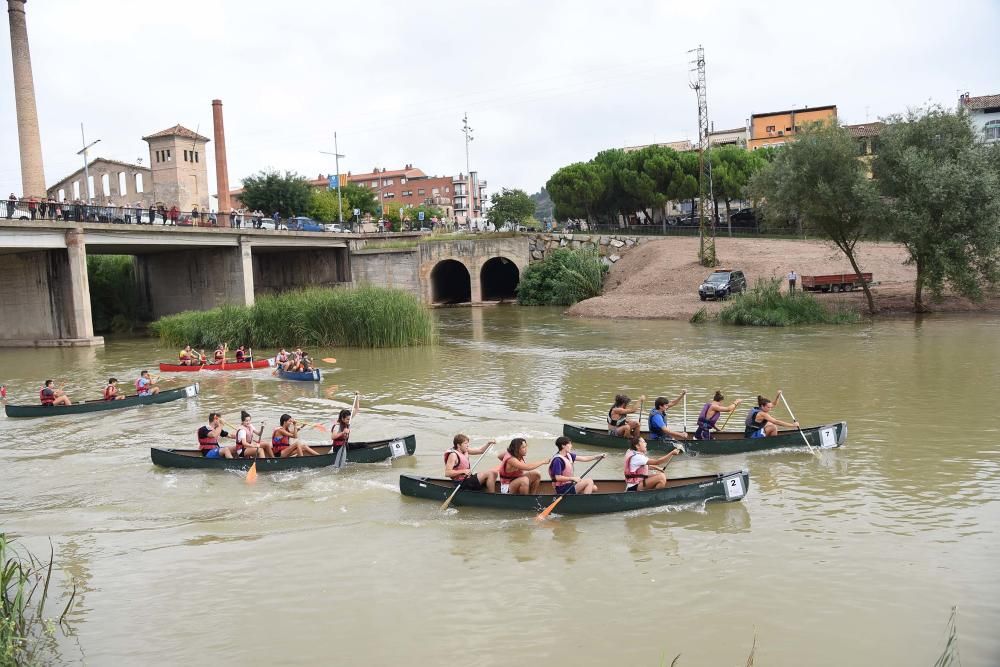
778,392,819,457
535,455,605,522
440,443,494,511
333,392,360,469
246,420,265,484
321,357,337,364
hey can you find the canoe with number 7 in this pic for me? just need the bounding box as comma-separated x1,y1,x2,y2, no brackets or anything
399,469,750,514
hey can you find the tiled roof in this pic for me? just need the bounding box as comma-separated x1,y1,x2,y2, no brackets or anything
751,105,837,120
960,94,1000,110
141,124,210,142
844,122,885,138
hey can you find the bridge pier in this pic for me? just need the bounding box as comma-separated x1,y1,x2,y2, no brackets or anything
0,230,103,347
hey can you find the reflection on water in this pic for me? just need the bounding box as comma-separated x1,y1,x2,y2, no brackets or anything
0,309,998,665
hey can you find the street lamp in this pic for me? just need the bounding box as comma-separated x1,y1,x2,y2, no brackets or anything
77,123,100,201
320,131,345,224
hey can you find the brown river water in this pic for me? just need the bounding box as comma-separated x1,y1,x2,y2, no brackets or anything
1,307,997,666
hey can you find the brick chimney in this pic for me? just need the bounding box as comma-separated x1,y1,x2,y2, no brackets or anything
212,99,231,226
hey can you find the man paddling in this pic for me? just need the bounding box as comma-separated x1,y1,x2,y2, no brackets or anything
445,434,497,493
213,345,226,364
104,378,127,401
135,370,160,396
648,393,689,441
40,380,71,406
624,436,681,491
198,412,238,459
178,345,194,366
549,437,604,495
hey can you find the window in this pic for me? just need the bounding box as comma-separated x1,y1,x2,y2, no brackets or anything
432,188,439,196
195,151,199,163
383,192,395,199
785,127,792,132
135,173,144,193
400,177,407,184
765,125,775,133
402,190,412,197
986,120,1000,141
58,188,65,202
445,186,450,193
87,175,95,199
119,172,128,195
417,189,425,196
385,178,393,185
184,150,189,162
101,173,111,196
371,180,378,187
166,149,171,161
73,181,80,199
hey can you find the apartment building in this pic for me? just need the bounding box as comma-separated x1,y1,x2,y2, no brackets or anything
748,105,837,149
959,92,1000,143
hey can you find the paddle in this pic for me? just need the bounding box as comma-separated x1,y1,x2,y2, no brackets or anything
637,395,645,434
245,420,265,484
439,443,494,511
321,357,337,364
683,390,688,434
333,392,360,469
535,456,605,522
778,392,818,457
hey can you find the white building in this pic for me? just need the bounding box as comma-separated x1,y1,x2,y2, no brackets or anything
959,93,1000,143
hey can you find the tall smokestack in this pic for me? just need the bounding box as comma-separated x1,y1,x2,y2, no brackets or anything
7,0,46,197
212,99,231,226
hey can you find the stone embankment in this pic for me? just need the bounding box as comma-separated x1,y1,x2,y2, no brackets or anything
525,233,647,265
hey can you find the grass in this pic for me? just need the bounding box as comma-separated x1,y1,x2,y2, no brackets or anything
717,278,860,326
516,248,608,306
1,534,75,666
689,307,709,324
150,286,435,348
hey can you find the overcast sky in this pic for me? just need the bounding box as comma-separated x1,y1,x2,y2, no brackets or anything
2,0,998,204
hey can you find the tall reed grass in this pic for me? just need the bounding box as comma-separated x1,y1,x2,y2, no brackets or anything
1,534,75,665
150,286,435,348
717,278,859,326
517,248,608,306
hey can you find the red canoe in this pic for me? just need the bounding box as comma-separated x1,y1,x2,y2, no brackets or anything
158,359,274,372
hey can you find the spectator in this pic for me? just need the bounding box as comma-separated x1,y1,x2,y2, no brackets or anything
6,193,14,219
209,210,217,226
45,196,56,219
169,205,179,225
787,269,798,293
148,203,156,225
230,206,239,228
272,211,279,228
27,195,38,220
38,196,47,220
191,204,199,226
133,202,142,225
52,200,62,220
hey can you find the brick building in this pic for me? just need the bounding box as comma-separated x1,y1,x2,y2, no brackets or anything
748,105,837,149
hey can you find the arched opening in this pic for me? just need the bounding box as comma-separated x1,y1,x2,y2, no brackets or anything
480,256,519,301
430,259,471,304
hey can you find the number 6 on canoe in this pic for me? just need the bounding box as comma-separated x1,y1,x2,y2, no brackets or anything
439,443,494,511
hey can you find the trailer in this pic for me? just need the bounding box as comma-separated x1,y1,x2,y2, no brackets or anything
800,272,873,292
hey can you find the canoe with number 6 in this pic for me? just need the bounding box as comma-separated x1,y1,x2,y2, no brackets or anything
561,421,847,456
150,434,416,471
4,383,200,418
399,469,750,514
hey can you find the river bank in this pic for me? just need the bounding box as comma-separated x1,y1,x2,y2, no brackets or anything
567,236,1000,320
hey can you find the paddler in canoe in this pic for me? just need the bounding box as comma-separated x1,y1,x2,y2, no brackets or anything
497,437,549,495
234,410,273,458
40,380,71,406
648,393,689,441
331,408,352,454
693,391,743,440
103,378,127,401
213,344,227,364
135,370,160,396
549,436,605,495
744,392,798,438
235,345,250,363
197,412,239,459
624,436,681,491
178,345,195,366
444,433,497,493
608,393,644,438
271,414,320,458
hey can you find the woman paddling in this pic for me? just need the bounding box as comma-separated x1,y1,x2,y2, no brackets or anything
497,438,549,495
608,393,644,438
694,391,743,440
236,410,273,458
745,392,798,438
271,414,319,458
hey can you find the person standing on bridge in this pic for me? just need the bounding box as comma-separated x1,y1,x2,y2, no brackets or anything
7,193,16,219
168,205,179,226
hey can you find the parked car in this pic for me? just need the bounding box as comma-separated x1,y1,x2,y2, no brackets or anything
324,223,344,233
259,219,287,231
286,216,325,232
698,269,747,301
729,208,758,229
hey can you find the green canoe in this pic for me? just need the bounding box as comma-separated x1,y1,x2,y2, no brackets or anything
4,384,200,418
399,470,750,514
562,420,847,455
150,434,416,471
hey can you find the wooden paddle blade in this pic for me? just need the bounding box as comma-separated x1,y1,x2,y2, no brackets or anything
321,357,337,364
246,462,257,484
535,496,564,522
440,486,461,511
312,423,328,432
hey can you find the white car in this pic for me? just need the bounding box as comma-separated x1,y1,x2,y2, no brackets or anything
259,219,287,231
324,223,344,233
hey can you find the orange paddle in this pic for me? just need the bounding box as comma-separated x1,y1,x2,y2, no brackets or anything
535,456,604,522
246,420,265,484
321,357,337,364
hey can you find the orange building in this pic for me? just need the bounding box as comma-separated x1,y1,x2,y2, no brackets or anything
748,105,837,150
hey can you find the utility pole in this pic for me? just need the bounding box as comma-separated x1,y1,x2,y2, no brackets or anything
77,123,100,202
462,112,473,227
689,45,717,267
320,132,345,223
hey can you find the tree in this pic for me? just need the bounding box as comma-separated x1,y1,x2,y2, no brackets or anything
308,189,349,223
749,121,881,314
546,162,606,222
340,183,379,219
487,188,535,229
530,187,554,221
238,171,312,218
873,107,1000,312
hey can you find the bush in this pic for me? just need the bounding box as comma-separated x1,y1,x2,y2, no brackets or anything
717,278,859,326
87,255,143,333
150,286,435,348
517,248,608,306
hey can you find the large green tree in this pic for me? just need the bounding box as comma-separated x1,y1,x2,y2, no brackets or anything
238,171,312,218
340,183,379,219
873,107,1000,312
307,189,350,223
547,162,607,222
487,188,535,228
750,120,881,314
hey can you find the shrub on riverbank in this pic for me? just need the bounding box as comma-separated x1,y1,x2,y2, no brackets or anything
717,278,859,326
150,286,434,348
87,255,143,333
517,248,608,306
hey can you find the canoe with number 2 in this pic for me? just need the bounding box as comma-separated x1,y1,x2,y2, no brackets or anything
399,469,750,514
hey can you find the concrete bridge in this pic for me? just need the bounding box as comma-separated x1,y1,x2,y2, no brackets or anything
0,221,530,347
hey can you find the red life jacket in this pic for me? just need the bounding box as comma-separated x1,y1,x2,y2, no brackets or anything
444,449,470,481
498,452,524,483
332,424,349,446
236,426,254,450
272,431,289,454
214,349,225,361
236,350,245,362
135,377,149,395
624,450,647,487
198,426,220,452
39,388,54,405
104,385,115,401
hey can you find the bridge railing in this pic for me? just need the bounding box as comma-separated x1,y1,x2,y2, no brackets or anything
2,199,299,230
